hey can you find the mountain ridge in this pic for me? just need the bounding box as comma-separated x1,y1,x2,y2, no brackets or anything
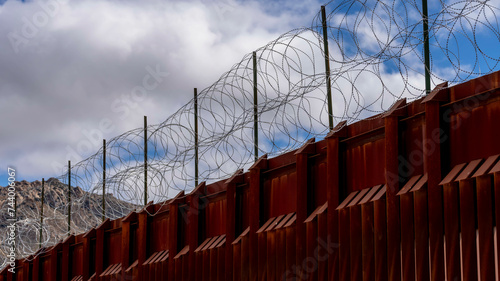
0,178,136,268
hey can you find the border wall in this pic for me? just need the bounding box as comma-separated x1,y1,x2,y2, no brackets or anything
2,71,500,281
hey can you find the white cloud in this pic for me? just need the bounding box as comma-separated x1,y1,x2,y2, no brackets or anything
0,0,322,180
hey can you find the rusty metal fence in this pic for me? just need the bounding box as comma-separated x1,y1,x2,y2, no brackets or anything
3,71,500,281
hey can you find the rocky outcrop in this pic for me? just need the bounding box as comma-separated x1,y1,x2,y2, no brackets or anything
0,178,137,266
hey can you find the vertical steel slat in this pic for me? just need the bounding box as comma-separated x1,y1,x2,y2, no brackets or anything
6,268,12,281
174,257,180,281
163,257,168,281
182,253,188,280
423,100,445,281
49,247,58,281
185,249,190,279
339,207,351,281
385,115,401,281
226,181,236,281
249,164,263,281
156,259,162,280
443,182,461,281
183,254,189,281
32,256,40,281
326,135,342,281
459,179,478,281
16,264,22,281
175,255,181,281
241,234,250,281
267,228,277,281
495,172,500,280
218,243,226,280
217,246,225,281
276,228,286,280
168,202,179,281
361,202,375,281
210,247,217,281
305,218,317,281
95,225,105,278
476,175,495,281
212,247,220,279
155,257,161,281
400,192,415,281
211,246,218,281
121,221,130,281
413,188,430,281
257,230,267,281
144,259,150,281
317,211,328,281
187,192,200,281
62,239,70,281
23,261,29,281
82,235,90,281
233,242,242,281
138,212,148,281
142,261,149,281
195,249,202,281
154,258,159,281
374,197,388,281
285,226,296,281
349,204,362,281
296,151,309,280
203,244,210,281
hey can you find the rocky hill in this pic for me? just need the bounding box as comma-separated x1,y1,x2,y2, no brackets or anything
0,178,137,268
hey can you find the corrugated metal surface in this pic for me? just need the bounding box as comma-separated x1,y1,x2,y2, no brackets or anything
2,71,500,281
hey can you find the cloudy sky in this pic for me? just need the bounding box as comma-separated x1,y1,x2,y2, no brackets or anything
1,0,499,188
0,0,325,184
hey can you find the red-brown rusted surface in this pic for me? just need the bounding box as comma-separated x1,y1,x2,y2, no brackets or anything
2,71,500,281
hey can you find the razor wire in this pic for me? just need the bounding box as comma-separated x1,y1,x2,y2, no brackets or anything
1,0,499,267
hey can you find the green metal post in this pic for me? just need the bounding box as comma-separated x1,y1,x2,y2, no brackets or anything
422,0,431,94
144,116,148,206
102,139,106,221
194,88,199,187
40,178,45,249
321,5,334,130
253,51,259,161
68,160,71,234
